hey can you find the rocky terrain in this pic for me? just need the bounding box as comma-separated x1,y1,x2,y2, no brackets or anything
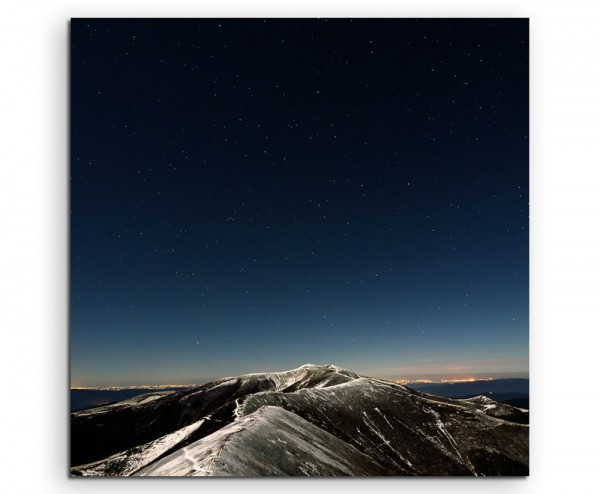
71,364,528,476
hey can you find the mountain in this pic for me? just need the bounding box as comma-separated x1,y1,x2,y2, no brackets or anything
71,364,528,476
407,379,529,401
70,387,193,412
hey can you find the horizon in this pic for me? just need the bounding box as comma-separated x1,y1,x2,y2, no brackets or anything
70,360,529,389
71,376,530,390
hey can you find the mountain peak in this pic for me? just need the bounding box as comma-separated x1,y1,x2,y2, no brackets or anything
297,363,345,371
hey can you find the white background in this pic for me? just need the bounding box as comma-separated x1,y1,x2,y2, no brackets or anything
1,0,599,492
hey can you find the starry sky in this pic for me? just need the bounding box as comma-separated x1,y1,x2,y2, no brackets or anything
70,18,528,387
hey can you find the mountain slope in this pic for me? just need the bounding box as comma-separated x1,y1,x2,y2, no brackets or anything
242,377,528,475
136,406,392,476
71,364,528,476
71,364,355,467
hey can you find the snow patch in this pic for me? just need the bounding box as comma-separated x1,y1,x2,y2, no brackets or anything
73,417,208,476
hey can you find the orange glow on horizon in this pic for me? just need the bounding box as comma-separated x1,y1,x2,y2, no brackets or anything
394,377,495,385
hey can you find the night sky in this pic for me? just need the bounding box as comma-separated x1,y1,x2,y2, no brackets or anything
70,18,528,387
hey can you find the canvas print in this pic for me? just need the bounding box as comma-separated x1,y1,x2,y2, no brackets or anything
70,18,529,476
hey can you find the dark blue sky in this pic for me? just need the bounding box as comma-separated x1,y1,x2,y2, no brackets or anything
70,18,528,386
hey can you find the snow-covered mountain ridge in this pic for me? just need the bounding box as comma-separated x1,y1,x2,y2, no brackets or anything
71,363,528,476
